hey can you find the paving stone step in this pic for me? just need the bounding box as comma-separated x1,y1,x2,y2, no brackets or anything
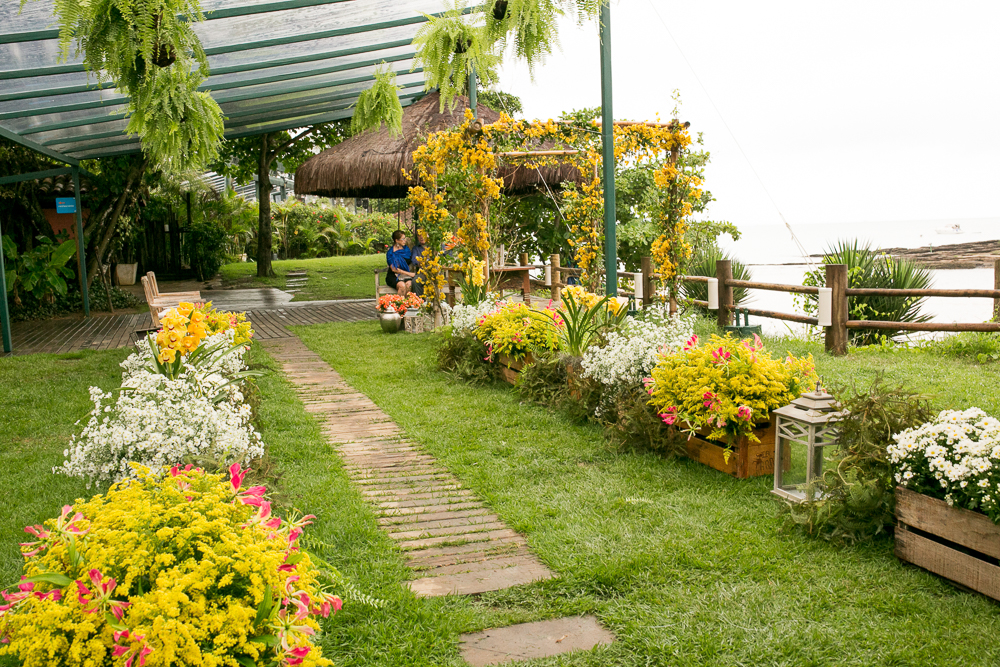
378,507,493,526
409,560,554,597
377,500,485,516
408,546,533,572
388,520,508,540
459,615,614,666
376,496,481,510
398,528,522,551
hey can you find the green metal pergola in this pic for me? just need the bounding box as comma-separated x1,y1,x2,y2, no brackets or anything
0,0,621,354
0,0,459,353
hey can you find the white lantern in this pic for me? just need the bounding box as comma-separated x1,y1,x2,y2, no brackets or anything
772,383,844,503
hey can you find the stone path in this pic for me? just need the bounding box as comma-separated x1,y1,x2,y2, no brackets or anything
459,616,615,666
261,335,555,597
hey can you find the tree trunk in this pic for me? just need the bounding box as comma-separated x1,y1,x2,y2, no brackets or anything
86,159,146,288
256,133,275,278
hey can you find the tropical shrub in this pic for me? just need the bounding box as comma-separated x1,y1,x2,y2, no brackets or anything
2,234,77,306
474,300,562,363
781,375,934,544
1,465,340,666
680,247,752,308
800,239,933,344
437,326,498,384
184,216,229,280
917,332,1000,364
889,407,1000,522
648,334,817,449
555,286,628,357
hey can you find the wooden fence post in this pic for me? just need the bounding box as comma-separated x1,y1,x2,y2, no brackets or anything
716,259,733,328
640,256,653,308
446,270,455,307
994,259,1000,322
825,263,848,355
550,254,561,302
519,253,530,303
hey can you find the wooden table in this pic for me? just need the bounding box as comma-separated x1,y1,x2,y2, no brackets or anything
490,266,537,304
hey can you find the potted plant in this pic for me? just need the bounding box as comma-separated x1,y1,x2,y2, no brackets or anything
890,408,1000,600
647,334,818,478
376,293,422,333
474,300,561,383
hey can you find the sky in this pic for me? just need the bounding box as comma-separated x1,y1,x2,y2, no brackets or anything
494,0,1000,228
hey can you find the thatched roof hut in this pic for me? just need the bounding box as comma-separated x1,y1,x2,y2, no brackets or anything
294,92,583,199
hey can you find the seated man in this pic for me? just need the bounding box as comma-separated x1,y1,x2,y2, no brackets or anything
410,230,427,297
385,230,415,296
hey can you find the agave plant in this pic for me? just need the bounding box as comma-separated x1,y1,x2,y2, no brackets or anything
802,239,933,344
679,247,753,309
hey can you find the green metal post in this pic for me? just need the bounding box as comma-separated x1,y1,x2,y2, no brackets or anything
72,166,90,316
0,217,11,354
599,1,617,297
468,64,477,118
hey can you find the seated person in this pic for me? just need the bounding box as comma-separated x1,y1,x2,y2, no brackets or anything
410,230,427,297
386,230,415,295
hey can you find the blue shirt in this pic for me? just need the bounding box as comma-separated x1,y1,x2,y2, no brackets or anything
386,245,412,272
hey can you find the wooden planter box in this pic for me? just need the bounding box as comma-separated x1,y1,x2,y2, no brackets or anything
683,414,783,479
495,353,533,385
895,486,1000,601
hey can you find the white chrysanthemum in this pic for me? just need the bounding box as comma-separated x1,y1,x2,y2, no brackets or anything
581,313,694,389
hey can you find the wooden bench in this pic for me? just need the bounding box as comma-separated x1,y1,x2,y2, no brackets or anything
141,275,201,327
146,271,201,301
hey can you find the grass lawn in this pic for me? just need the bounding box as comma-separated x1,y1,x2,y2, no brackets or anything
219,255,384,301
290,321,1000,666
5,327,1000,666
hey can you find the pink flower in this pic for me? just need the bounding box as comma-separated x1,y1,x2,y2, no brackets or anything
313,590,342,618
0,581,34,613
229,463,267,507
660,407,678,426
737,406,753,421
702,391,720,411
683,334,698,351
76,569,129,621
711,347,731,364
113,631,153,667
20,524,50,558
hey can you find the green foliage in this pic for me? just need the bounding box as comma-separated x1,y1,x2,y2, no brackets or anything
485,0,562,75
351,64,404,136
212,122,351,186
515,353,569,405
477,89,523,115
556,289,628,357
436,328,499,384
412,1,501,110
126,65,225,174
918,332,1000,364
781,374,934,545
602,384,686,455
33,0,223,172
183,216,228,281
2,235,77,305
800,239,933,344
681,248,753,307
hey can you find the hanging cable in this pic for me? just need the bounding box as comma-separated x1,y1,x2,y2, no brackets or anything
644,0,817,268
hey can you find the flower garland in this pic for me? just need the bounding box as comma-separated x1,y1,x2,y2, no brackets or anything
408,112,699,299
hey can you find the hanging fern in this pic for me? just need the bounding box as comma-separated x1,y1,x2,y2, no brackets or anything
126,66,225,174
412,1,500,111
27,0,223,172
486,0,563,74
351,64,404,136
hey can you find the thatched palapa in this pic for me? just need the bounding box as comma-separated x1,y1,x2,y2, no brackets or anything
294,92,583,199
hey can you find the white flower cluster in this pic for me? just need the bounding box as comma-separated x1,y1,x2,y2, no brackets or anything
890,407,1000,520
450,297,501,335
58,333,262,487
581,313,694,389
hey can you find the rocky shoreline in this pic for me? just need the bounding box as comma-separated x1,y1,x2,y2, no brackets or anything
813,239,1000,269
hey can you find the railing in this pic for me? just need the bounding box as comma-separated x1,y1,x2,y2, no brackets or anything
464,252,1000,355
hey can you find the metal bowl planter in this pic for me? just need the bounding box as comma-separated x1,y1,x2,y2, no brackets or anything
492,0,509,20
379,312,403,333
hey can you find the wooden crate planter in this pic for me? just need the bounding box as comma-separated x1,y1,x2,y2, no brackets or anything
683,414,785,479
895,486,1000,601
495,353,533,385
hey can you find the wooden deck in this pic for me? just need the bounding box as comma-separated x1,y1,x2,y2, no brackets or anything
6,301,376,356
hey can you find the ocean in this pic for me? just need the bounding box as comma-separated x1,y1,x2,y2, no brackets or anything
714,217,1000,336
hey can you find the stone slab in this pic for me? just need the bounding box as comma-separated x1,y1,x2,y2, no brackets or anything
459,616,614,666
408,560,554,597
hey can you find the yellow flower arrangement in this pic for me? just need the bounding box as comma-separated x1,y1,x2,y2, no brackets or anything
1,465,340,667
155,303,208,365
474,301,562,363
648,334,818,452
